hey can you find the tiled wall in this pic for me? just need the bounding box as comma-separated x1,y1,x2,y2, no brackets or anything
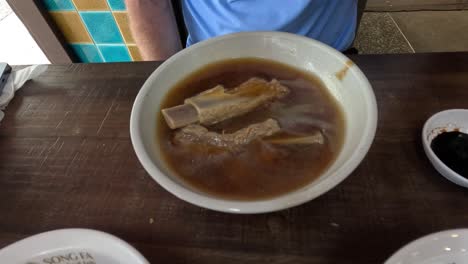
41,0,142,63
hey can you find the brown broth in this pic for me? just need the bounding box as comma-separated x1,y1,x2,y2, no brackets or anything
157,58,346,200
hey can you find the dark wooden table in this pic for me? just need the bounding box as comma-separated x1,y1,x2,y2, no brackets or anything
1,53,468,263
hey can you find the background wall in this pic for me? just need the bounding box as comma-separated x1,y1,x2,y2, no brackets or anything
41,0,142,63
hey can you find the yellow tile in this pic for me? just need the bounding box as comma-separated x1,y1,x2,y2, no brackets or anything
72,0,109,10
113,12,134,44
49,11,92,43
128,45,143,61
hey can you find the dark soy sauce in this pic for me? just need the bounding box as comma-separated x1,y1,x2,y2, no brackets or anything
431,131,468,178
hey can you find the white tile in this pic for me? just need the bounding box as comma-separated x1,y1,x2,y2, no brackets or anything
0,0,12,21
0,13,49,65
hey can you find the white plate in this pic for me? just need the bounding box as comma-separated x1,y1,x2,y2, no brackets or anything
385,229,468,264
0,229,149,264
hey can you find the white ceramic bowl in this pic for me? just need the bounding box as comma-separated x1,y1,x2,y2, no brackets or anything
385,229,468,264
422,109,468,188
130,32,378,213
0,229,149,264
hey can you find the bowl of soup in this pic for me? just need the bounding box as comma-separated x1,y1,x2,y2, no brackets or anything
130,31,377,213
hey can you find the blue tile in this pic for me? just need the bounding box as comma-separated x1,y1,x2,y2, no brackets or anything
79,11,124,44
42,0,75,11
70,44,103,63
107,0,126,11
97,44,131,62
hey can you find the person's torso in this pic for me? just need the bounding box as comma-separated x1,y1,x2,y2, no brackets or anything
181,0,357,51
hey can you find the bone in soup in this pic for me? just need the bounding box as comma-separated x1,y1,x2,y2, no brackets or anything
157,58,345,200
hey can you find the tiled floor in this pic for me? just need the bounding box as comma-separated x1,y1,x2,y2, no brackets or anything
391,11,468,53
355,10,468,54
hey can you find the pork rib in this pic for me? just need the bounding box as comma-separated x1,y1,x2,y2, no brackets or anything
162,78,289,129
174,118,281,149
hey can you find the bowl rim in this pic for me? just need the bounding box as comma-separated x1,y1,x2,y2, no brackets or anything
0,228,149,263
422,109,468,187
130,31,378,214
384,228,468,264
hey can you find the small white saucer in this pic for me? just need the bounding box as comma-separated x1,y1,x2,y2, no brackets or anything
385,229,468,264
422,109,468,188
0,229,149,264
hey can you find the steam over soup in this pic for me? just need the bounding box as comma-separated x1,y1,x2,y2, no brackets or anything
157,58,345,200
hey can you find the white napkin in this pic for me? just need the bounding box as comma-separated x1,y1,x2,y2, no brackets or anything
0,65,46,122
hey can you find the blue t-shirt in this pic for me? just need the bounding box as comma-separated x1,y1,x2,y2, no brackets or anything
182,0,357,51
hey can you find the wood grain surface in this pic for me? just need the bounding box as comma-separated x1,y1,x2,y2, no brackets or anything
1,54,468,263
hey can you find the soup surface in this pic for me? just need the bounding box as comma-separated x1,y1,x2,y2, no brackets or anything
157,58,345,200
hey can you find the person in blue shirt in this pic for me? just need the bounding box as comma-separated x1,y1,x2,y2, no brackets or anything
126,0,358,60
